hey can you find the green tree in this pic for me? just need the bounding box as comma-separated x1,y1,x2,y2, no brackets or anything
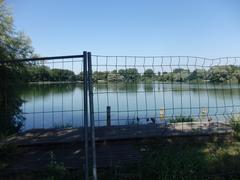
172,68,190,82
107,70,124,82
76,72,84,81
158,72,171,81
93,71,108,82
173,68,189,74
208,66,233,83
233,69,240,83
188,69,206,82
0,0,34,135
143,69,155,79
35,65,51,81
118,68,140,82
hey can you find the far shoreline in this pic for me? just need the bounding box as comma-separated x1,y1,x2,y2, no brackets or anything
28,80,240,85
28,81,84,85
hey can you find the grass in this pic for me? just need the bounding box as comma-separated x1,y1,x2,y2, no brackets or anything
43,151,67,179
1,135,240,179
98,136,240,179
0,149,83,180
230,114,240,138
0,143,18,172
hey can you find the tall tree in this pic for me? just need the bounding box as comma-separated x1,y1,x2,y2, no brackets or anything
0,0,34,135
143,69,155,79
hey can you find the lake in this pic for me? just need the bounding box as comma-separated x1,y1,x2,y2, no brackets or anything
21,82,240,130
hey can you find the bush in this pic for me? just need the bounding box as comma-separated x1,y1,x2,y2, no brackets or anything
42,151,67,180
229,115,240,138
0,144,17,171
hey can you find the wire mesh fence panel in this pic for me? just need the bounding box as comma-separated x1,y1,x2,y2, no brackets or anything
91,55,240,138
1,53,92,180
9,55,86,131
2,53,240,178
4,55,239,134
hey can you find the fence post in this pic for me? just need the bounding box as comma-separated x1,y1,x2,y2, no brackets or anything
83,51,89,180
107,106,111,127
88,52,98,180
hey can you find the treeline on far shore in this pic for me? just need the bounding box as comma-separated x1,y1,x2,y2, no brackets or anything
25,64,240,83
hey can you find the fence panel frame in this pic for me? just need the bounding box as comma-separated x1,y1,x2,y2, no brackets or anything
88,52,97,180
83,51,89,180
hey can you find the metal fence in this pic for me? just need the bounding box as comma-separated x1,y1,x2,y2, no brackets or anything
19,55,85,130
0,52,92,180
88,55,240,179
10,54,240,134
2,52,240,179
90,55,239,136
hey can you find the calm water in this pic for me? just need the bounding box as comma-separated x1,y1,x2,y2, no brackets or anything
21,82,240,130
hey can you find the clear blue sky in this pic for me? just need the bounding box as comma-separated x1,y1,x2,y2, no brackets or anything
7,0,240,58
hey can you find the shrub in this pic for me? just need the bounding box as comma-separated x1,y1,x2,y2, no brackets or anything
42,151,67,180
229,115,240,138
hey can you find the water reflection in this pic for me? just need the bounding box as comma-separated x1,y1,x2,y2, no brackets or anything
21,82,240,130
21,83,81,98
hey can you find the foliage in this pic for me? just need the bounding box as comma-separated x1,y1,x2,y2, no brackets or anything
75,72,84,81
2,136,240,179
0,0,34,135
26,65,79,82
23,65,240,84
0,65,26,134
108,71,124,82
93,71,109,82
188,69,206,82
230,115,240,138
157,71,171,81
0,143,17,171
172,69,190,82
0,0,33,60
142,69,155,80
118,68,140,82
91,68,141,82
49,68,75,81
207,66,234,83
99,137,240,179
42,151,67,180
157,65,240,83
233,69,240,83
